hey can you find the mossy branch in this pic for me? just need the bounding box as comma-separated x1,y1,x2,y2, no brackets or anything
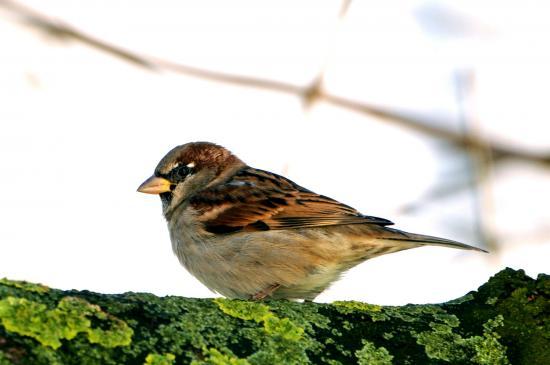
0,268,548,364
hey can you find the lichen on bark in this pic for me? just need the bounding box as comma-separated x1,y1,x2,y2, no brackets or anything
0,268,548,364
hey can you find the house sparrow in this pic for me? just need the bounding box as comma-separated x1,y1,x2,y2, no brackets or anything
138,142,486,300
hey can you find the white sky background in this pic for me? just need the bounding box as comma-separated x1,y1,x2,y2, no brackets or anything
0,0,549,304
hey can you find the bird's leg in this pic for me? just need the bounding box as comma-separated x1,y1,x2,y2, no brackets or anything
251,283,281,300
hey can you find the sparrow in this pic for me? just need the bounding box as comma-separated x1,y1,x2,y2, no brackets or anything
138,142,486,301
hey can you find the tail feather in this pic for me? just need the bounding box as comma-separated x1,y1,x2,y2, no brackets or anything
379,227,488,253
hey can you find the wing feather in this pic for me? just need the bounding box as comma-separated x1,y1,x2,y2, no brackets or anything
190,167,393,234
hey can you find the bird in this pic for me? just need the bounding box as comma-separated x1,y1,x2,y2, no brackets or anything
138,142,486,301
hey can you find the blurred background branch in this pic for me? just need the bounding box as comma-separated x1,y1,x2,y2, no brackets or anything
2,0,549,168
1,0,549,301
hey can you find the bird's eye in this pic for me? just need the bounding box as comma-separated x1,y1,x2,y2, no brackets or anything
169,165,191,183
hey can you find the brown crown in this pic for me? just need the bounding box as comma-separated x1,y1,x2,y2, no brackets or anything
155,142,243,175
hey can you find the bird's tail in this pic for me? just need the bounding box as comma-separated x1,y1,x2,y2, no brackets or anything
378,227,488,253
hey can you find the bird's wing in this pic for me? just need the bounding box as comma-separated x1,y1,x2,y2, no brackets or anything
190,167,393,234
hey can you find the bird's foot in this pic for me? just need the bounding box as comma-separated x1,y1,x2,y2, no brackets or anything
251,283,281,300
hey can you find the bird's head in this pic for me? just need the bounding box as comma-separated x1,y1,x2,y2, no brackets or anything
137,142,244,219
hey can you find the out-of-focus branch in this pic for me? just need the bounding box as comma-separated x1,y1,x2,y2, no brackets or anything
338,0,353,18
399,175,472,213
302,0,353,109
455,70,497,252
0,0,156,69
323,93,550,165
2,0,550,166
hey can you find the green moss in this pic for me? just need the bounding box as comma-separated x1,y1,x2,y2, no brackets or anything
0,268,545,364
414,315,509,364
0,278,49,294
267,301,330,335
469,316,510,365
332,301,383,314
384,304,459,325
138,297,237,362
0,351,12,365
0,296,132,349
214,299,271,323
481,270,549,364
446,292,474,305
436,268,550,364
355,340,393,365
214,299,310,364
414,321,465,361
263,316,304,341
30,346,63,365
332,301,387,322
215,299,305,341
144,353,176,365
193,348,250,365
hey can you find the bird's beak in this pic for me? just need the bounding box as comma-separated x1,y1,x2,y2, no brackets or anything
137,176,172,194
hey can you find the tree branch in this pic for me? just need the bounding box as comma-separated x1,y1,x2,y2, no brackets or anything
2,0,549,166
0,268,547,364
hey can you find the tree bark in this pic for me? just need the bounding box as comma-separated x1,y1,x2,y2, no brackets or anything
0,268,548,364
